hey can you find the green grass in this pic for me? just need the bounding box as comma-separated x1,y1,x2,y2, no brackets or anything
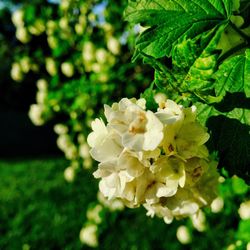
0,158,184,250
1,158,244,250
0,158,98,250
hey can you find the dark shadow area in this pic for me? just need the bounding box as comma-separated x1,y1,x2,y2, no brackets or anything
214,92,250,112
206,115,250,183
0,109,62,157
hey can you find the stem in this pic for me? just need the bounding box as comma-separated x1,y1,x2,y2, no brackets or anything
218,22,250,63
218,42,249,64
230,22,250,42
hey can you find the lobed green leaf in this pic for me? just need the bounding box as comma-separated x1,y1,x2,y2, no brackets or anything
214,49,250,98
125,0,231,58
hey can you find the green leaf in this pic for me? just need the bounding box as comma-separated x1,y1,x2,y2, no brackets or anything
236,219,250,242
214,49,250,98
231,176,249,195
172,36,200,70
196,102,250,126
196,102,250,183
140,82,158,111
125,0,231,58
239,0,250,28
180,26,224,92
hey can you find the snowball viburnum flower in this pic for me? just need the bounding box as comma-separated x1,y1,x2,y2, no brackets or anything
87,97,219,223
103,98,163,151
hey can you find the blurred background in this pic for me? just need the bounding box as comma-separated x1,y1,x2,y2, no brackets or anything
0,0,249,249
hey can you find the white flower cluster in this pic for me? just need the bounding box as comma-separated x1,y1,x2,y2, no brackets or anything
12,9,31,43
88,98,219,223
10,57,36,82
54,125,93,173
238,200,250,220
81,41,116,83
28,79,49,126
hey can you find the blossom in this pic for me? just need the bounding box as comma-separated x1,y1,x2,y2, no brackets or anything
64,166,75,183
176,226,192,244
104,98,163,151
28,104,46,126
12,9,24,27
97,191,124,211
88,97,219,223
20,57,31,73
238,200,250,220
211,196,224,213
45,58,57,76
16,27,31,43
11,63,23,82
86,204,104,224
54,124,68,135
107,36,121,55
79,224,98,247
190,210,207,232
61,62,74,77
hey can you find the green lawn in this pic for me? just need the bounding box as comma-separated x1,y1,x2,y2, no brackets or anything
0,158,98,250
0,158,183,250
0,158,243,250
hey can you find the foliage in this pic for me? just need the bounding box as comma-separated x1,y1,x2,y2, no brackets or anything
125,0,250,183
10,0,152,176
2,0,250,248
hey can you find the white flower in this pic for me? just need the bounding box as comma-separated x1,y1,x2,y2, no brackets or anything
79,143,90,158
79,224,98,248
61,62,74,77
60,0,70,11
91,63,102,73
176,226,192,244
156,99,184,124
95,48,109,64
45,58,57,76
64,167,75,183
57,134,72,151
88,119,122,163
75,23,84,35
47,35,58,49
12,9,24,27
211,197,224,213
82,42,95,62
247,242,250,250
20,57,30,73
59,17,69,30
97,191,124,211
86,204,103,224
238,200,250,220
107,36,121,55
154,92,167,108
190,210,207,232
28,104,45,126
144,202,174,223
88,97,218,223
16,27,31,43
37,79,48,91
104,98,164,151
87,119,107,147
36,91,47,104
65,145,78,160
54,124,68,135
11,63,23,82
